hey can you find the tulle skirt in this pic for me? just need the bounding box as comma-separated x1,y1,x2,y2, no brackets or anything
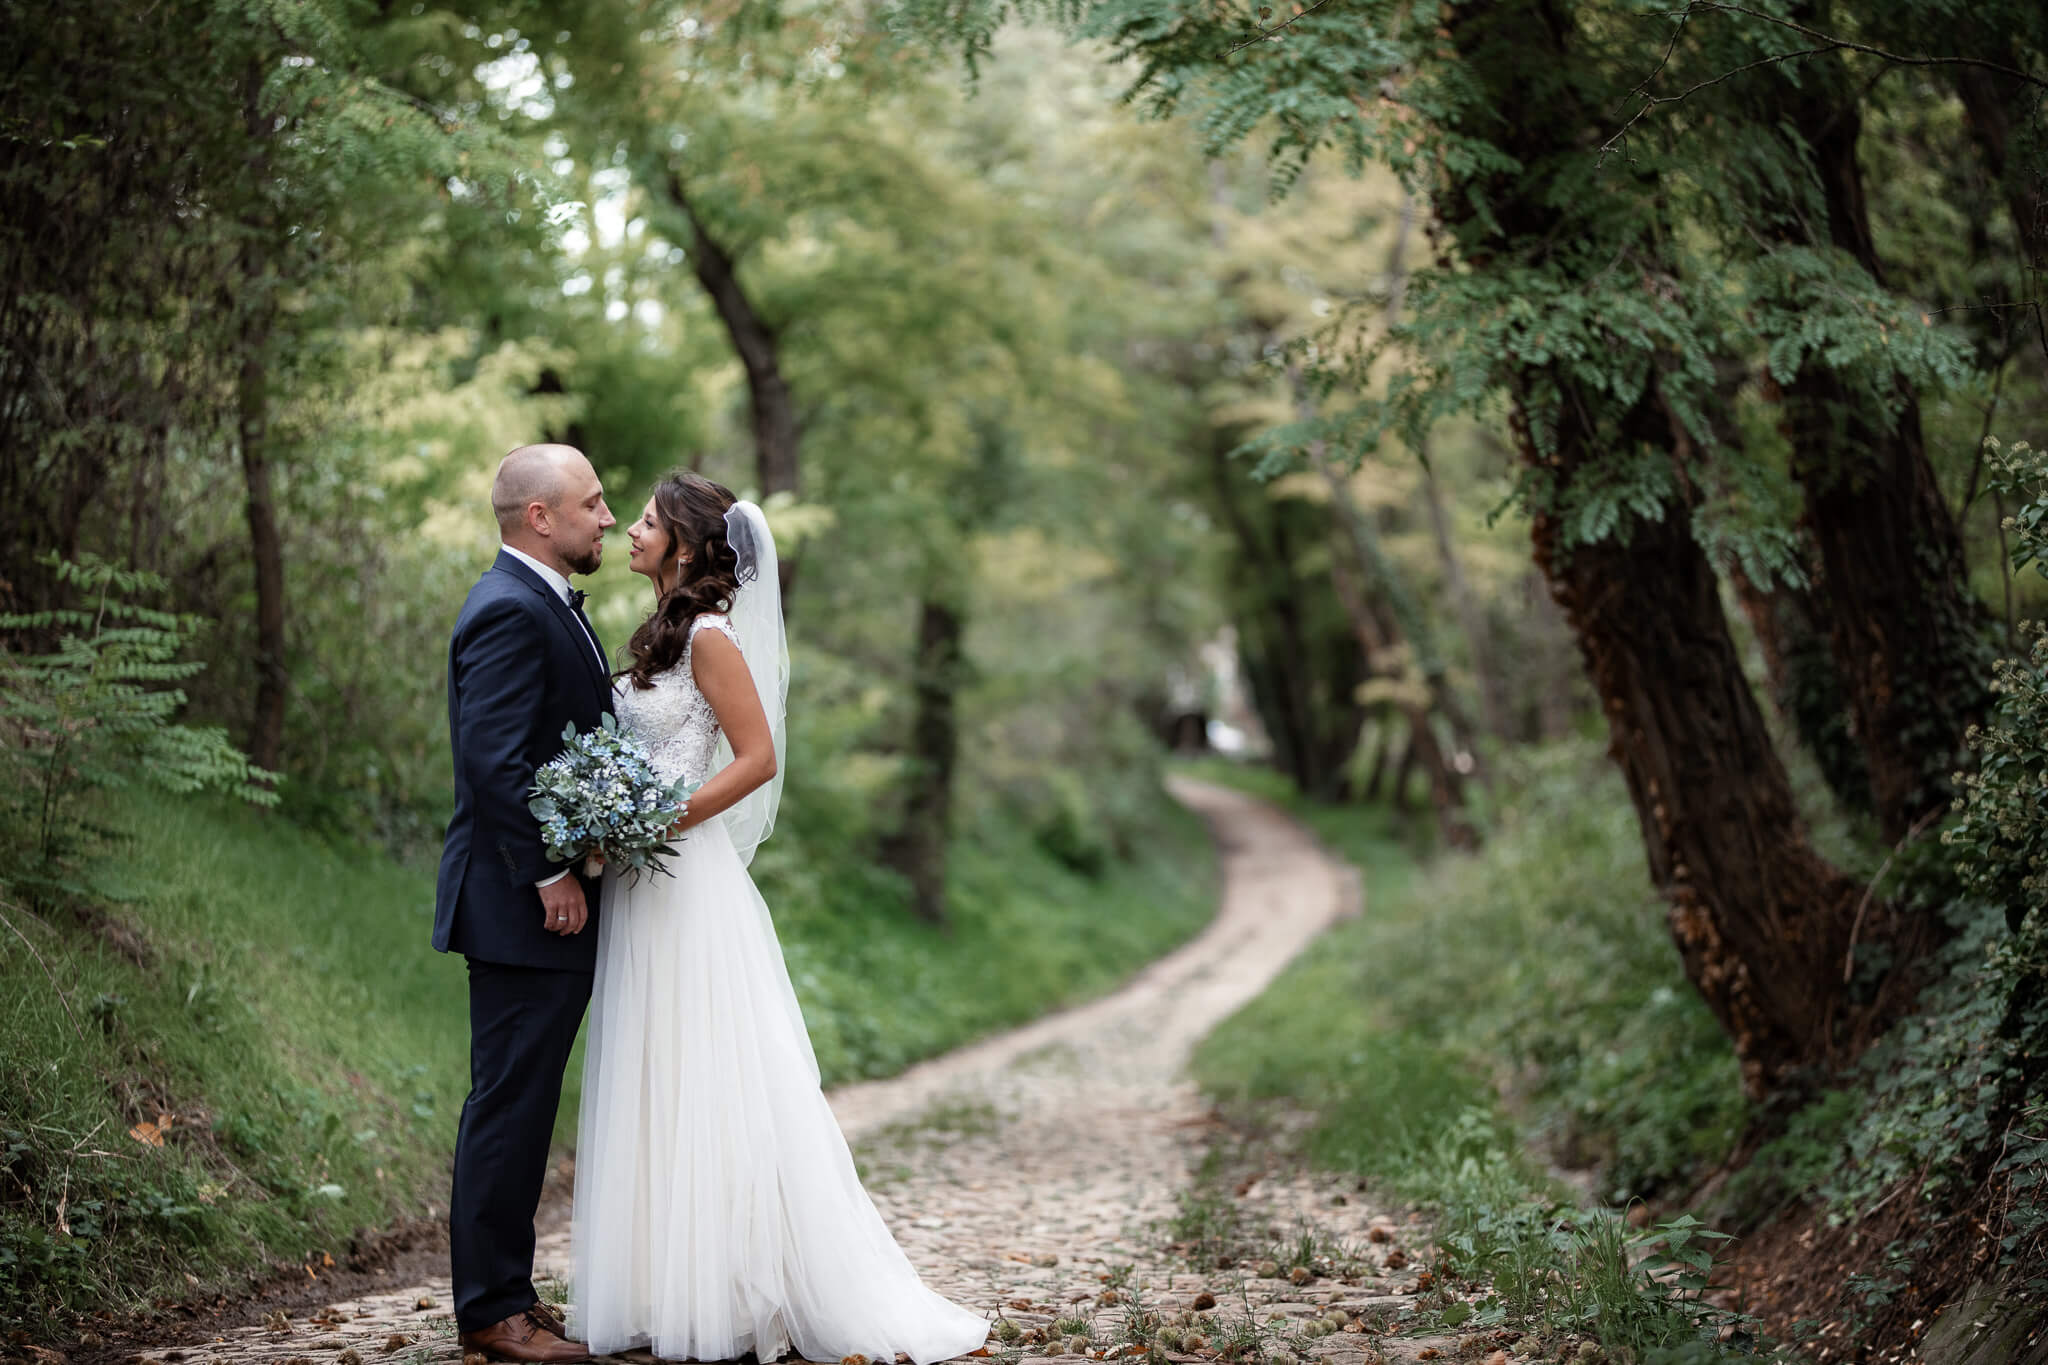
569,819,990,1363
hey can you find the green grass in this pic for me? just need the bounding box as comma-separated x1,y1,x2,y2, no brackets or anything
1180,748,1759,1362
1185,746,1745,1202
0,783,1215,1334
0,797,470,1334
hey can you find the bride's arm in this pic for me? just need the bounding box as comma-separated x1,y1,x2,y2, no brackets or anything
670,626,777,833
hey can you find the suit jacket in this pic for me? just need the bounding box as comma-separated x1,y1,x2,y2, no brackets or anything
434,551,614,971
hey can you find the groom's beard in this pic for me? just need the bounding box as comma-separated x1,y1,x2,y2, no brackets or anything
563,543,602,577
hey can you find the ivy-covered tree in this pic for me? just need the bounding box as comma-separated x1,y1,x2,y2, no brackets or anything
1673,3,1998,841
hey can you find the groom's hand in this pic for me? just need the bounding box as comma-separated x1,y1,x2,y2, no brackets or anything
538,877,589,935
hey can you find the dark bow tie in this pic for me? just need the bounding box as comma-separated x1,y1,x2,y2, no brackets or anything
567,588,588,610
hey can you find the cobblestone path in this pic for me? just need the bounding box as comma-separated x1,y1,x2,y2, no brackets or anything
150,777,1473,1365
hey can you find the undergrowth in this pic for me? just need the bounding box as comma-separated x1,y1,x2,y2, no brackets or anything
1184,751,1758,1360
1184,747,1746,1203
0,782,1215,1335
1710,438,2048,1354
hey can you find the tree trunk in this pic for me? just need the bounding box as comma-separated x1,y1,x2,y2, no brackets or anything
240,60,286,777
1360,720,1393,802
1522,397,1875,1096
1764,47,1993,840
1291,355,1483,818
1728,562,1874,816
1791,412,1989,840
886,596,964,927
1322,487,1478,847
664,170,801,595
1388,722,1418,813
1202,426,1366,798
1417,435,1512,743
1949,50,2047,368
1440,0,1903,1095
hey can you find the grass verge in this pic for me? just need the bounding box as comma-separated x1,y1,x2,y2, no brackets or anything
0,783,1215,1336
1180,749,1763,1362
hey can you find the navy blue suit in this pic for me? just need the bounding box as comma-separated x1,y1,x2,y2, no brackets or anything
434,550,613,1333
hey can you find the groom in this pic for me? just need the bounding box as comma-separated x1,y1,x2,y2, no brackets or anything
434,444,615,1363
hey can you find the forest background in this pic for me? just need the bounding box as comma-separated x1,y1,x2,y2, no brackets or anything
3,0,2047,1361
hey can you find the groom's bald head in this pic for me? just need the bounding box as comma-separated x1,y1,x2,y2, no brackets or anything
492,443,588,533
493,443,613,576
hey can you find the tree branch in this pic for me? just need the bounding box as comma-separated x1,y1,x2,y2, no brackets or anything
1602,1,2048,161
1228,0,1336,56
1603,43,1837,160
1682,2,2048,91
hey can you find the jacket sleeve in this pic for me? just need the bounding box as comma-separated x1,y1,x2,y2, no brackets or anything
452,596,565,887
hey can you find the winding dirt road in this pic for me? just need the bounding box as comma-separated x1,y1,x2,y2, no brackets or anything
148,777,1464,1365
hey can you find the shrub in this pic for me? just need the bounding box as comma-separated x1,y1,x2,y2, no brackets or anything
0,553,274,892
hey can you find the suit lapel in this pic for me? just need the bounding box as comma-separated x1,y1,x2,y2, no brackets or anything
491,551,613,706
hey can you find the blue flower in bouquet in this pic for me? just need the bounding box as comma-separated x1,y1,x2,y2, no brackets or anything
528,713,700,879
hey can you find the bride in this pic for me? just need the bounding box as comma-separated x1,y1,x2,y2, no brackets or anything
570,471,991,1365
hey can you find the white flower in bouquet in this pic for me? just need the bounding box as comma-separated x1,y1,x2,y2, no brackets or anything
527,714,699,879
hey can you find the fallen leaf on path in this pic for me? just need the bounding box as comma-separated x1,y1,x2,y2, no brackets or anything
1190,1293,1216,1312
381,1334,412,1353
1417,1352,1441,1361
414,1296,434,1311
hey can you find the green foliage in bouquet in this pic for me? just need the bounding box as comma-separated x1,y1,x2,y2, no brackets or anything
528,713,698,880
0,554,276,893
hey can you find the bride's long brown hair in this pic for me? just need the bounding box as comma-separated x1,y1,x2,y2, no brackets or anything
619,471,743,691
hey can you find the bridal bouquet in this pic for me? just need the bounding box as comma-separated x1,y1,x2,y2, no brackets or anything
527,715,699,879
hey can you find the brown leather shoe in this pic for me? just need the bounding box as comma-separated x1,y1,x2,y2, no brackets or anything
459,1307,590,1363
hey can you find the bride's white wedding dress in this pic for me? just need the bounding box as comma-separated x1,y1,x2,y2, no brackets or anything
571,614,990,1364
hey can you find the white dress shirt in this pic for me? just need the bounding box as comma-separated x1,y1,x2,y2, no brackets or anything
500,542,606,888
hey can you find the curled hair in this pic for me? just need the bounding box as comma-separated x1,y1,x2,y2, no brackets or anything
620,471,742,691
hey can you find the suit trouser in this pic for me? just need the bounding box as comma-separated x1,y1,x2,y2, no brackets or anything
450,957,592,1333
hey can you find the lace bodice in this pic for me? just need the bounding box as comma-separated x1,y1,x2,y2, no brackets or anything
614,615,740,787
